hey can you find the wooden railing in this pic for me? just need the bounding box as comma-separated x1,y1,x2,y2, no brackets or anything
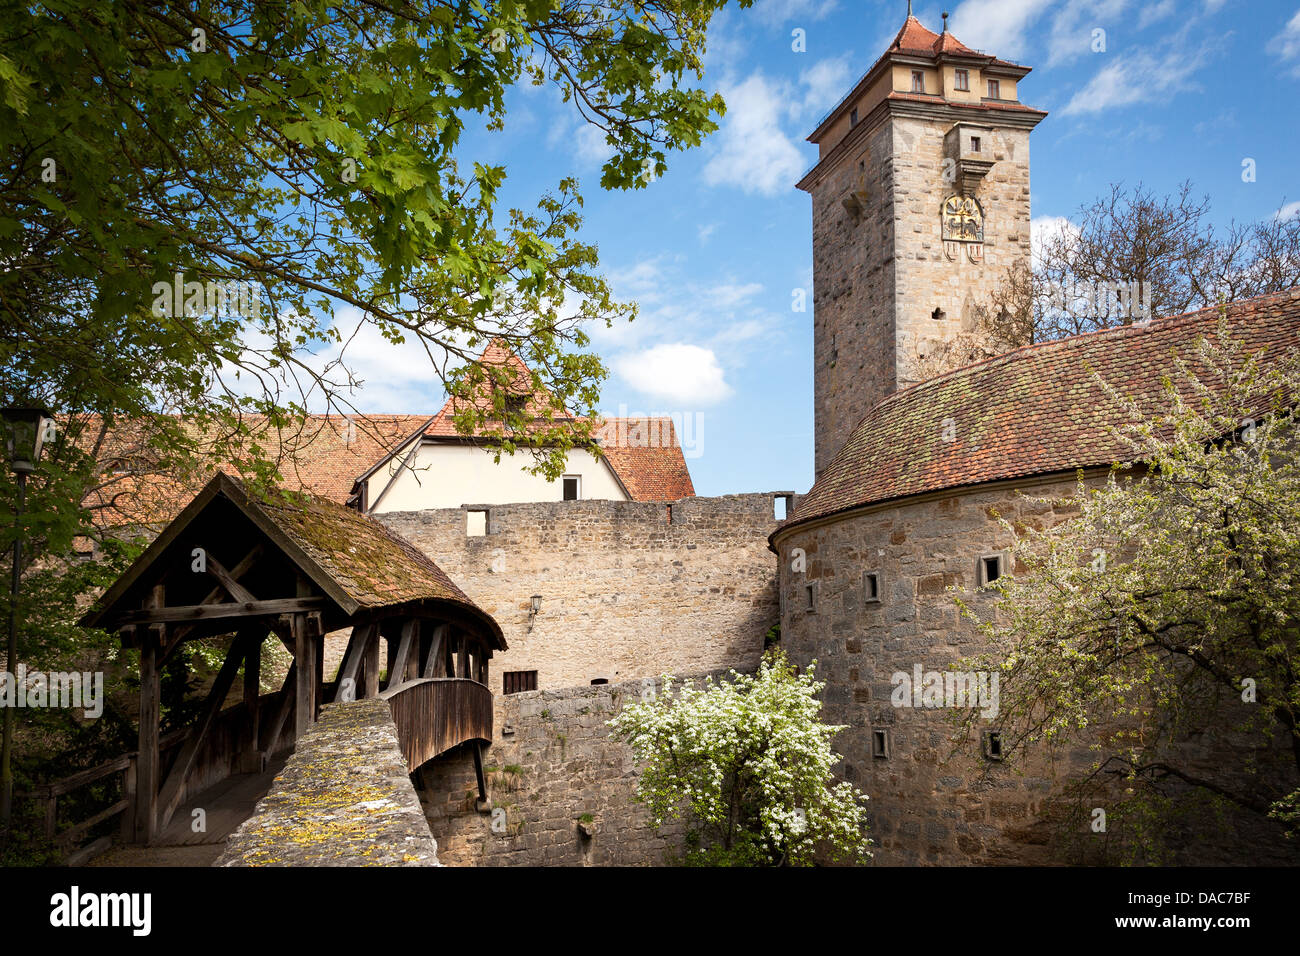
25,687,296,860
381,677,493,772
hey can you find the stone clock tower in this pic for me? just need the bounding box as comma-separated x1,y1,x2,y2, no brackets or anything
799,9,1047,476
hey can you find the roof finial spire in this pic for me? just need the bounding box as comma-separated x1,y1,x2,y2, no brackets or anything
907,0,913,16
942,11,949,31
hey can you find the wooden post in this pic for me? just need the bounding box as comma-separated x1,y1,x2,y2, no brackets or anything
157,630,250,830
389,619,417,690
472,742,488,804
135,584,164,843
293,613,315,740
457,631,469,680
120,756,137,843
239,632,263,773
294,574,317,736
263,663,297,756
362,627,380,698
422,624,447,679
308,611,324,720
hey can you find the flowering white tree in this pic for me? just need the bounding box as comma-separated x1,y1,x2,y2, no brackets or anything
608,650,872,866
957,324,1300,857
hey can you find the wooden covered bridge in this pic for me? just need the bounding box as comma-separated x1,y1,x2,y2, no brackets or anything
73,472,504,848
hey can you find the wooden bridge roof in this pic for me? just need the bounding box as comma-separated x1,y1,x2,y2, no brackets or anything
80,471,505,648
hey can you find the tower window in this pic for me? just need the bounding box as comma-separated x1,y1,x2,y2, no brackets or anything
804,582,818,613
970,136,981,153
562,475,581,501
863,570,881,603
983,731,1004,761
911,70,925,93
873,729,891,758
987,79,1001,99
954,69,969,92
850,107,858,127
978,553,1007,587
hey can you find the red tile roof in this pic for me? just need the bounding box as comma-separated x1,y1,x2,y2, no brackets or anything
890,15,942,54
782,290,1300,533
404,341,696,501
593,417,696,501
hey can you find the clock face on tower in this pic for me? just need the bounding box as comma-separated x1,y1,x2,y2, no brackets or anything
941,195,984,242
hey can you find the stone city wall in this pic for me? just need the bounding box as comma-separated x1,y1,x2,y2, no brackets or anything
417,674,732,866
369,495,784,693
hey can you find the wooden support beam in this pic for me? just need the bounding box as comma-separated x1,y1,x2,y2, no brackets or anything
362,628,380,699
263,663,297,756
457,631,469,680
422,623,448,678
204,553,258,604
120,757,137,844
444,631,456,679
310,612,324,717
165,543,264,651
157,629,253,831
238,631,265,773
472,742,488,804
294,613,316,739
388,619,418,691
336,623,376,702
135,585,164,843
113,596,327,627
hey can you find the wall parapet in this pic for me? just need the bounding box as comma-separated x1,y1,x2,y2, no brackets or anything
216,699,440,867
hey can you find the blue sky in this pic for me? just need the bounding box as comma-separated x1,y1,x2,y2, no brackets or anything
338,0,1300,498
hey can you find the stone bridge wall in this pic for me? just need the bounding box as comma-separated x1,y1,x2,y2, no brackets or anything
217,698,440,866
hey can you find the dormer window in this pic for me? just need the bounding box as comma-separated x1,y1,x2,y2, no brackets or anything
954,69,969,92
911,70,925,93
986,78,1001,100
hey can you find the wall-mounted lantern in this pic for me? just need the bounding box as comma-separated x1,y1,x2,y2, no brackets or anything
528,594,543,629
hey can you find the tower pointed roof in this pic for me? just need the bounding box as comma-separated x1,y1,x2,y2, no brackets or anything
889,15,941,54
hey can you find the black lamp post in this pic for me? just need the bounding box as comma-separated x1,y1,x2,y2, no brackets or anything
0,404,53,843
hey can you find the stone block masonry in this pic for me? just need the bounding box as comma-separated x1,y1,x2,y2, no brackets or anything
373,494,784,693
419,674,731,866
217,698,440,866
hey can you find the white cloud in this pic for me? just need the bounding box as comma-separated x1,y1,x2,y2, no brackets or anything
1269,9,1300,75
614,343,734,406
1045,0,1130,68
218,306,454,414
795,54,855,120
1031,215,1078,269
1058,31,1219,115
697,222,718,243
704,282,764,310
1137,0,1175,29
948,0,1055,59
1275,201,1300,221
702,72,807,196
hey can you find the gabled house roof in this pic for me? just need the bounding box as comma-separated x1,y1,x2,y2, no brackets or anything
778,290,1300,537
351,341,696,505
80,472,506,648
